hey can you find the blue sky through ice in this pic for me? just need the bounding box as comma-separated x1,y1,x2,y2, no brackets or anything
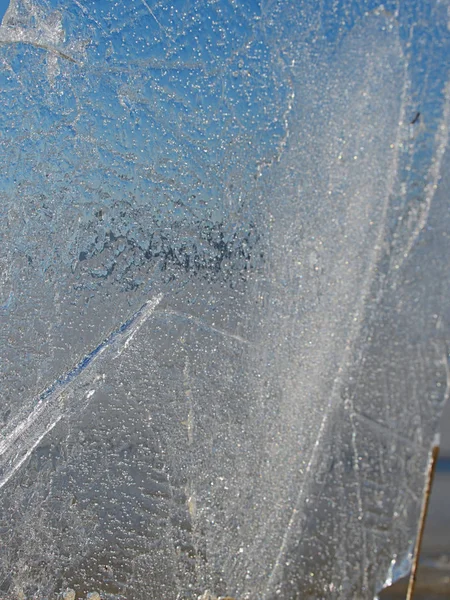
0,0,9,21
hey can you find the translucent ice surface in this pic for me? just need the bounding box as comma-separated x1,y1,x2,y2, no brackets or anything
1,1,450,598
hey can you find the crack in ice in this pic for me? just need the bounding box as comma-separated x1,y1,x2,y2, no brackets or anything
0,294,162,490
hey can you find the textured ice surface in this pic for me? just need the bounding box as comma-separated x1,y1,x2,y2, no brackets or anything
1,0,450,599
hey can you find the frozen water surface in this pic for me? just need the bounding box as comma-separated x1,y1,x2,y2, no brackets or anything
1,0,450,598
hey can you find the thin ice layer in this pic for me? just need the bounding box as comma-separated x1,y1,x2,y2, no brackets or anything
1,1,450,599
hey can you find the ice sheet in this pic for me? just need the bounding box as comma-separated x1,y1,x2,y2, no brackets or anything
1,1,450,598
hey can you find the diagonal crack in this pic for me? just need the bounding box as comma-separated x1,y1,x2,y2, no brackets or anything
0,294,162,490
